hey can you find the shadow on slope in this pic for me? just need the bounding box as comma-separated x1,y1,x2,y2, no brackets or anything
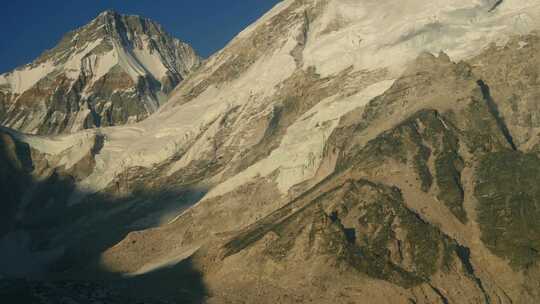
0,256,206,303
0,129,208,303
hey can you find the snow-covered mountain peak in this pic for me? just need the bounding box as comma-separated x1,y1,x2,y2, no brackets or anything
0,11,201,134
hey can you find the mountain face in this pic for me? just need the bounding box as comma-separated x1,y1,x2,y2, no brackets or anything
0,11,200,135
3,0,540,303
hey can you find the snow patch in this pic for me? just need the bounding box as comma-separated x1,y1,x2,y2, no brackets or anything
302,0,540,77
236,0,295,39
63,38,104,79
113,40,147,82
0,61,56,94
92,50,118,82
204,79,396,199
518,40,529,48
14,129,97,157
69,108,92,133
133,38,170,80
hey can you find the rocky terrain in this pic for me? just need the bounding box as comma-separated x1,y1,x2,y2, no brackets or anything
3,0,540,303
0,10,200,135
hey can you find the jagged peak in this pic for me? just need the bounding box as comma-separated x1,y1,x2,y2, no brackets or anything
97,9,119,17
90,9,164,37
95,10,151,24
0,7,200,123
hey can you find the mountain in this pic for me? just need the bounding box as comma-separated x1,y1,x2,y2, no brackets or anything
0,10,200,135
3,0,540,303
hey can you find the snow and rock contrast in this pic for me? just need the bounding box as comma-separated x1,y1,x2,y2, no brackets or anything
3,0,540,303
0,10,200,135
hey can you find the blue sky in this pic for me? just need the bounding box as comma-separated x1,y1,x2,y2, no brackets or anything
0,0,281,73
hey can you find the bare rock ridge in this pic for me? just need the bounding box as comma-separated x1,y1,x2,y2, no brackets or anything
3,0,540,303
0,10,201,135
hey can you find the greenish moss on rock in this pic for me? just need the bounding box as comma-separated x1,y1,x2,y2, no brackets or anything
435,152,466,223
475,150,540,269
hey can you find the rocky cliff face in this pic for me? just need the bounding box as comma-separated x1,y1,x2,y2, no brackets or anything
0,11,200,135
3,0,540,303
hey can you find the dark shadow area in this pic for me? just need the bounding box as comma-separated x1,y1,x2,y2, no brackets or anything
343,228,356,244
476,79,517,150
0,128,208,303
488,0,504,12
429,284,450,304
456,244,491,303
0,258,207,303
328,211,356,244
105,257,207,303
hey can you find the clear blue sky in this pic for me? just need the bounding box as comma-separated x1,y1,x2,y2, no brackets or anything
0,0,281,73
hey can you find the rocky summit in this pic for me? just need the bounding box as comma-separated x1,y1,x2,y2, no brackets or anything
0,10,200,135
3,0,540,303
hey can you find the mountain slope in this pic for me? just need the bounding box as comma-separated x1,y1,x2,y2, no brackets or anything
3,0,540,303
0,11,200,135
